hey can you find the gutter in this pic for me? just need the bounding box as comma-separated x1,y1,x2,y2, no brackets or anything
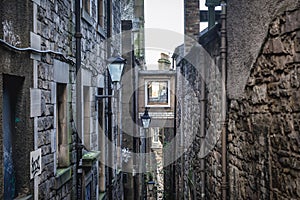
220,1,228,199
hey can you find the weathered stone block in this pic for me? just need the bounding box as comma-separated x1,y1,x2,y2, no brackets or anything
31,88,42,117
291,91,300,112
252,84,267,104
284,10,300,33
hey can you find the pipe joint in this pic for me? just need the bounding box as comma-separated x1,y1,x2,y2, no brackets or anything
75,32,83,38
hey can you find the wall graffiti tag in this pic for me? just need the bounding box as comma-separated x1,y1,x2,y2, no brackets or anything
30,148,42,179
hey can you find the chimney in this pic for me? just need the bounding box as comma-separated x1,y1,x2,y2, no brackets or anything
184,0,200,53
158,53,171,70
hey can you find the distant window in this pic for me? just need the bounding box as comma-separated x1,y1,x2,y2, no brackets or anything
83,0,91,14
145,80,170,107
153,128,159,143
98,0,105,26
84,86,91,150
97,88,106,192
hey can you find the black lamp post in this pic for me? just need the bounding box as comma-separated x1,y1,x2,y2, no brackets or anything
95,55,126,200
141,107,151,199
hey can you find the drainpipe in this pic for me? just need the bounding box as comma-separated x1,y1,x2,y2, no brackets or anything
200,51,206,199
75,0,83,199
173,61,177,199
207,5,215,29
106,1,113,199
132,50,139,200
220,1,227,200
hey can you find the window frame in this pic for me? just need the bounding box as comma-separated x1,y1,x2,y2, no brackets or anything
145,79,171,107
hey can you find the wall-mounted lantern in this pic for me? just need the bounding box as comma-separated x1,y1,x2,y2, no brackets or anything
107,55,126,83
95,55,126,101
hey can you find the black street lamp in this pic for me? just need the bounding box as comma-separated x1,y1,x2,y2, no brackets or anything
147,180,155,191
141,107,151,129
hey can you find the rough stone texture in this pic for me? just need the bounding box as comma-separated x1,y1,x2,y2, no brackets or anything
0,0,124,199
227,0,299,99
174,28,222,199
0,1,34,198
227,8,300,199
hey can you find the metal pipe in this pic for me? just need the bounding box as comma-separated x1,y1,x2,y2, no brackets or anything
0,39,75,65
208,6,215,29
75,0,83,199
132,46,139,200
200,51,206,199
106,1,113,199
75,0,82,75
220,1,227,199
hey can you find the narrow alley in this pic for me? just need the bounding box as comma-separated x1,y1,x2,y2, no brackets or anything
0,0,299,200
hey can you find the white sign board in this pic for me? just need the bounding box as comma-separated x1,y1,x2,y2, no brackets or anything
30,148,42,179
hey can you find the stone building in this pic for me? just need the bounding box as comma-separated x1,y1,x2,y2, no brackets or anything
0,0,127,199
137,53,176,200
119,0,145,199
174,0,300,199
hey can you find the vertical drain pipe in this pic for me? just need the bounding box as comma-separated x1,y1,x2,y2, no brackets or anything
220,1,227,200
75,0,83,198
106,1,113,199
200,51,206,199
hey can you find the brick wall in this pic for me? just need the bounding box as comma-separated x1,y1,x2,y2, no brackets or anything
184,0,199,53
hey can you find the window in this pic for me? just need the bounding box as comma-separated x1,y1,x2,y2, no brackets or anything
150,127,163,149
153,128,159,143
56,83,70,168
145,80,170,107
83,0,91,14
97,88,106,192
83,86,91,150
98,0,105,26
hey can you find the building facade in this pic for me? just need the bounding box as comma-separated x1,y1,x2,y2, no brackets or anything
0,0,127,199
175,0,300,199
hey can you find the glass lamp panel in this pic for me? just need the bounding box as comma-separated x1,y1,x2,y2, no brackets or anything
108,63,124,82
142,118,150,128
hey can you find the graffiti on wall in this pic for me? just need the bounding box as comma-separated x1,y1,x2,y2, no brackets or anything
30,148,42,179
2,20,21,46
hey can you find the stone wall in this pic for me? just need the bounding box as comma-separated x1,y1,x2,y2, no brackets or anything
0,1,34,199
0,0,126,199
175,37,222,199
228,7,300,199
227,0,298,99
33,0,75,199
200,27,223,200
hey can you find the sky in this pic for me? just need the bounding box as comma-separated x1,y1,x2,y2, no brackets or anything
144,0,211,69
144,0,184,69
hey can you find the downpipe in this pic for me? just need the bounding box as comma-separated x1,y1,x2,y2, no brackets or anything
220,1,228,200
75,0,83,199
